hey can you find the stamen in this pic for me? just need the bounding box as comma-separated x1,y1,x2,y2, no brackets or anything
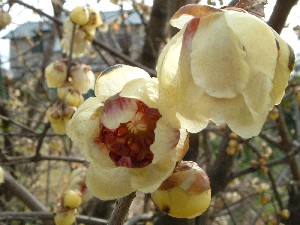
96,97,162,168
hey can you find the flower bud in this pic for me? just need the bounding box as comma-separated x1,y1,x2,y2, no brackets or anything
54,204,76,225
51,121,67,135
0,10,11,29
226,146,236,156
280,209,290,220
57,84,84,107
0,166,4,184
260,193,272,205
46,106,63,123
46,103,74,135
45,60,67,88
85,7,102,28
269,108,279,120
151,161,211,218
62,189,82,209
70,64,95,94
70,6,89,26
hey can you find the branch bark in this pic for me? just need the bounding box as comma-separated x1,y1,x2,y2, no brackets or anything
3,172,47,211
267,0,299,33
107,192,136,225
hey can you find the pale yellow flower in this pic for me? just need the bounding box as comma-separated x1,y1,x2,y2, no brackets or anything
70,63,95,94
61,19,91,57
0,166,4,184
67,65,188,200
157,4,295,138
45,60,67,88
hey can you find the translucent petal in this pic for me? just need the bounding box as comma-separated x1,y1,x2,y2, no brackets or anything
224,11,278,78
83,137,116,169
170,4,221,29
191,12,250,98
120,78,159,109
94,65,150,102
150,118,181,163
270,31,295,105
129,151,177,193
157,29,184,97
86,165,134,200
241,68,272,115
100,97,137,129
67,97,103,142
201,93,267,138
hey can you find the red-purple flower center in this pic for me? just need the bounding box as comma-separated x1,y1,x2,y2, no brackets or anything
96,97,161,168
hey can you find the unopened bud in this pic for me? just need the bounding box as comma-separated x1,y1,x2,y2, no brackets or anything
151,161,211,218
63,189,82,209
70,6,89,26
54,204,76,225
45,60,67,88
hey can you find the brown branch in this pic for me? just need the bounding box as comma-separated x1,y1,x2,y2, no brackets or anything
229,146,300,179
108,192,136,225
267,170,284,210
34,123,50,157
208,128,233,195
2,155,87,166
3,172,47,211
0,211,108,225
267,0,299,34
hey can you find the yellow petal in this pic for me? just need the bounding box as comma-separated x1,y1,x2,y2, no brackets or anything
120,78,159,109
66,97,102,141
270,31,295,105
191,12,250,98
86,165,134,200
83,138,116,169
170,4,221,29
100,97,137,129
129,151,177,193
224,11,277,79
94,65,150,102
202,93,267,138
241,68,272,115
150,118,181,164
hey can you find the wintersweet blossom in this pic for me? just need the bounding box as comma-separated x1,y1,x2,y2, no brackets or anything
61,19,91,57
67,65,188,200
0,166,4,184
157,4,295,138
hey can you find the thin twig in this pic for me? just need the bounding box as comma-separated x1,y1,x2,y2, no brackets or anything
220,194,238,225
4,172,47,211
267,170,284,210
35,122,51,157
0,211,108,225
2,155,87,166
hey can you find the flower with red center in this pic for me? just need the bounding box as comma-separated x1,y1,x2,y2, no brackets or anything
157,4,295,138
67,65,188,200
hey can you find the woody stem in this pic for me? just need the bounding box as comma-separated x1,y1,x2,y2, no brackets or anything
107,192,136,225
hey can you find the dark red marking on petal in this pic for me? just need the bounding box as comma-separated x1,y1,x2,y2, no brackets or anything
96,97,162,168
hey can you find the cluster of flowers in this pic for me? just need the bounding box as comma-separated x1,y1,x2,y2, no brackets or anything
225,132,243,156
0,10,11,29
61,6,102,57
45,59,95,134
66,4,295,219
54,189,82,225
54,166,91,225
